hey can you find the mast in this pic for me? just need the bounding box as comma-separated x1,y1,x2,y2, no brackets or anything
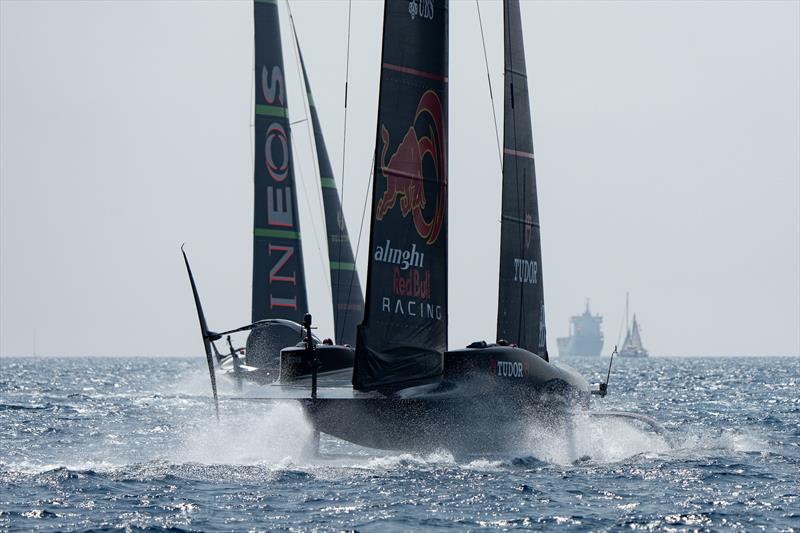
625,291,630,337
353,0,449,390
291,27,364,346
496,0,547,359
251,0,309,323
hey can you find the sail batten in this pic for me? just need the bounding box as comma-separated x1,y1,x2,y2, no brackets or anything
251,0,309,323
353,0,449,391
496,0,547,358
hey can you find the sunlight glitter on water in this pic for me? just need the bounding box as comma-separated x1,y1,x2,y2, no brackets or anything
1,356,798,531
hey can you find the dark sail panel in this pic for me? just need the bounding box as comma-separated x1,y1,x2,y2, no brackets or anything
295,45,364,346
496,0,547,359
353,0,449,390
252,0,308,322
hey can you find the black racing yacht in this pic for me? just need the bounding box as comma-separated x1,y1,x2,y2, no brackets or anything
183,0,664,455
202,0,365,384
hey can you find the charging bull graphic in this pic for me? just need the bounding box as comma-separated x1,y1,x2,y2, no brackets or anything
376,90,447,245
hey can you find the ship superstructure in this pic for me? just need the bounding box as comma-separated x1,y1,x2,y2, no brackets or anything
556,300,604,357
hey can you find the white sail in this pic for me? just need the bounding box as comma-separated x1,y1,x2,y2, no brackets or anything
619,305,648,357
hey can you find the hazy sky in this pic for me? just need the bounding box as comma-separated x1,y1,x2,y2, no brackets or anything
1,0,798,357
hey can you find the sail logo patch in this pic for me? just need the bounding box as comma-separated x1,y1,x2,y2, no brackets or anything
393,268,431,299
490,358,527,379
374,240,424,270
381,297,442,320
376,90,446,245
513,258,538,284
408,0,434,20
259,61,299,312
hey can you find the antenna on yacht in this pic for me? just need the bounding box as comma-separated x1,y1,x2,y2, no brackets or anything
592,345,617,397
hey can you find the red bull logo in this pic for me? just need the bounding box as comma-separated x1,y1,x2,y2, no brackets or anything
376,90,447,245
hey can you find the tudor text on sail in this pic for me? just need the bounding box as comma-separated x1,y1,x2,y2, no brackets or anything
513,258,538,284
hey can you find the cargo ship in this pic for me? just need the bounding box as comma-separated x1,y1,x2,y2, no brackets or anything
556,300,604,357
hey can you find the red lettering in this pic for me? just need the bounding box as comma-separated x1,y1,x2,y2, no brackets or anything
269,244,296,284
392,267,430,299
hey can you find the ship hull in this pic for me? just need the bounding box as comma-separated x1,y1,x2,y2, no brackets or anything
618,348,649,358
303,393,575,454
234,346,590,454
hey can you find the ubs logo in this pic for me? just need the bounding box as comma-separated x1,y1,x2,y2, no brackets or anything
408,0,434,20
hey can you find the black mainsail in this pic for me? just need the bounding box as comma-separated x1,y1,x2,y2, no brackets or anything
496,0,547,359
252,0,308,323
353,0,449,390
294,42,364,346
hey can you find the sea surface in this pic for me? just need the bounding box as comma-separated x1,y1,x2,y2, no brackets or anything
1,356,798,532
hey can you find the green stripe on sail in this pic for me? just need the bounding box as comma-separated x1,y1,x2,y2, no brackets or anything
320,177,337,189
254,228,301,240
307,92,315,108
330,261,357,271
256,104,287,118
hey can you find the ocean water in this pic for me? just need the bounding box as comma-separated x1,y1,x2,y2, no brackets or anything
1,356,797,532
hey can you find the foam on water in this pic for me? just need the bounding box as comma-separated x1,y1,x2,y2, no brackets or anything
517,413,672,465
166,399,765,473
175,402,316,465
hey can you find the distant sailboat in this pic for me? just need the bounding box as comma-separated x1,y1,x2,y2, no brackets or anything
619,293,649,358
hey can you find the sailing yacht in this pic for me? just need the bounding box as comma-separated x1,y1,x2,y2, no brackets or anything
619,294,649,358
184,0,664,454
208,0,365,383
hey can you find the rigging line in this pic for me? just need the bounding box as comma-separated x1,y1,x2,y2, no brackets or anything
290,127,332,296
286,1,326,215
339,153,375,339
336,0,354,337
476,0,503,170
286,0,332,294
479,0,506,289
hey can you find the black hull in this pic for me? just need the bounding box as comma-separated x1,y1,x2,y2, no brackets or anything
303,387,579,454
233,345,590,454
